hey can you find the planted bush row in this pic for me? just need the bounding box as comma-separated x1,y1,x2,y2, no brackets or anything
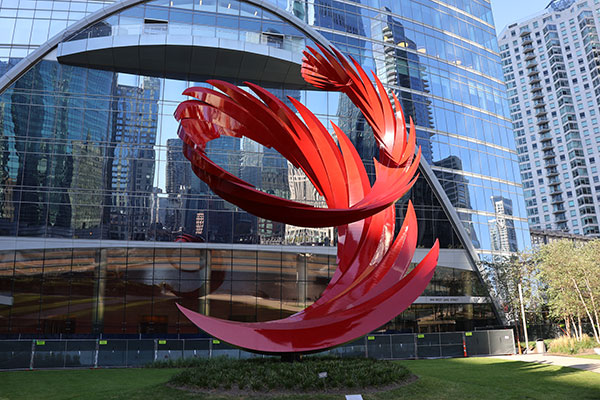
548,335,598,355
158,357,410,392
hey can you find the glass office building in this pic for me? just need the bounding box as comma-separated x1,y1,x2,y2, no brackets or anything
0,0,530,336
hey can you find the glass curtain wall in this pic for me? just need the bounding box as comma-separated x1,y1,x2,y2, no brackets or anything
0,0,529,335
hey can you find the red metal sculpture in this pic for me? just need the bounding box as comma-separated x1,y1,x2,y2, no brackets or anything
174,45,439,353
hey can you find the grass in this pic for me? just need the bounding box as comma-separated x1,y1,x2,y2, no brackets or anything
0,358,599,400
575,354,600,360
390,358,600,400
0,368,179,400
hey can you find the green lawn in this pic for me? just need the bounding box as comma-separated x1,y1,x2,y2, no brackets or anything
390,358,600,400
1,358,599,400
575,354,600,360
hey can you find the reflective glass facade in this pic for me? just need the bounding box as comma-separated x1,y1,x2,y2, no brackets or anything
0,0,529,336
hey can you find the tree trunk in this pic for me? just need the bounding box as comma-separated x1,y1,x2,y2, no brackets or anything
565,315,572,338
569,314,580,341
594,311,600,344
582,277,600,344
572,278,600,343
578,313,583,340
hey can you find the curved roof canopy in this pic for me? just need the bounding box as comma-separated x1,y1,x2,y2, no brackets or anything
57,34,309,88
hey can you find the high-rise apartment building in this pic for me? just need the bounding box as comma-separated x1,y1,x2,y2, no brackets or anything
498,0,600,237
0,0,530,335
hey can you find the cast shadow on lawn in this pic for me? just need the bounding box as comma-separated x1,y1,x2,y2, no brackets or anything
399,357,600,399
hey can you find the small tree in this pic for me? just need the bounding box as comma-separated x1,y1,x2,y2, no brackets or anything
580,240,600,342
480,251,544,327
537,239,600,344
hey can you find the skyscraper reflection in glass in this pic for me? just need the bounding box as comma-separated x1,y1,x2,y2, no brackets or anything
0,0,529,336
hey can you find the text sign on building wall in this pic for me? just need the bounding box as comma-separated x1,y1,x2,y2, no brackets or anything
413,296,489,304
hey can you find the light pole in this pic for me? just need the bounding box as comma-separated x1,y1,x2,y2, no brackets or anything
518,282,529,353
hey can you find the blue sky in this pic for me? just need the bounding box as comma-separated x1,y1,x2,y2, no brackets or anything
491,0,551,34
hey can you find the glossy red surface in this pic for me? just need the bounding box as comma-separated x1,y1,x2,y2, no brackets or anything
174,45,439,353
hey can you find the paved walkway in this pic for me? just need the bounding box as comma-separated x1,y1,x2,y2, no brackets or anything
493,354,600,374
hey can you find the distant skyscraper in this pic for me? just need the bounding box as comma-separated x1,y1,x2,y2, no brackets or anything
489,196,518,254
164,138,191,236
371,8,434,163
166,138,193,195
70,136,105,237
498,0,600,237
108,76,161,240
0,62,115,238
285,164,335,245
433,156,480,249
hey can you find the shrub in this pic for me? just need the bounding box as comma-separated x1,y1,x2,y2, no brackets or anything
548,335,597,355
165,356,410,392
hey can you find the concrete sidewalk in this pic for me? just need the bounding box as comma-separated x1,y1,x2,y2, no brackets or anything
493,354,600,373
